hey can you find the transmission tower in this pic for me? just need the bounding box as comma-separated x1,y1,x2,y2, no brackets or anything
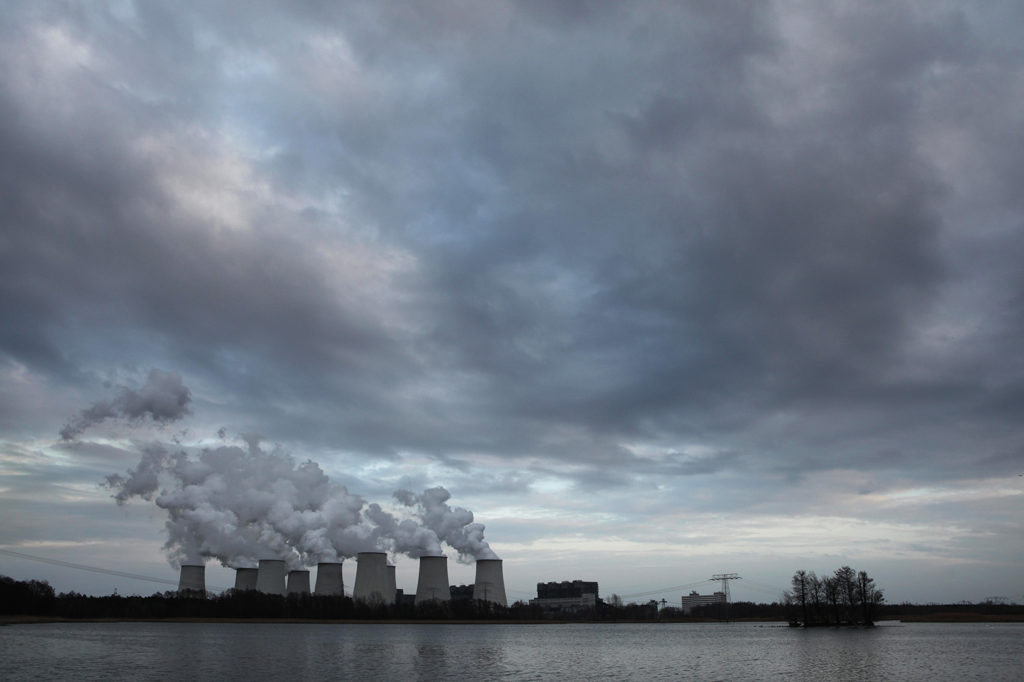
710,573,742,621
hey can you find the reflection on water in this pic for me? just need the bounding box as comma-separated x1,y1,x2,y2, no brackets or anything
1,622,1022,681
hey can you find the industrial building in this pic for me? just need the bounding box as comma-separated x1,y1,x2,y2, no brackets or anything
233,567,258,591
449,584,474,602
415,555,451,604
313,562,343,596
680,590,726,614
531,580,599,614
287,569,310,595
473,558,507,607
256,559,286,595
177,564,206,595
353,552,393,604
179,554,508,609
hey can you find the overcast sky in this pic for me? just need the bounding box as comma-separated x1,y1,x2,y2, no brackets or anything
2,0,1022,605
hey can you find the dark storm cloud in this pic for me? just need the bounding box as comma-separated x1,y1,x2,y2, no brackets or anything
1,0,1023,497
60,369,191,440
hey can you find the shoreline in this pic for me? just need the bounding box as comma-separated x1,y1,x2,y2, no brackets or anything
5,614,1024,626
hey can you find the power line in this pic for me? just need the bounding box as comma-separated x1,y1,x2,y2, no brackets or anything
618,579,712,600
0,548,224,592
710,573,741,620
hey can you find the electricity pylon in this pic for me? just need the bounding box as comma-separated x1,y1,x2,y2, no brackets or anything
710,573,742,621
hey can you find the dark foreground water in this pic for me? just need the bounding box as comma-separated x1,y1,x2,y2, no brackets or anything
2,621,1022,681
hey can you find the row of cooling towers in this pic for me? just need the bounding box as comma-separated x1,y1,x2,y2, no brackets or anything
177,553,507,607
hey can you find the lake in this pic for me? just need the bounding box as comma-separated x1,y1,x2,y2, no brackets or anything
1,621,1022,680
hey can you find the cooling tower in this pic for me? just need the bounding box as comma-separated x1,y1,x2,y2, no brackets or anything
256,559,286,595
386,564,397,605
353,552,390,603
234,567,258,591
472,559,507,606
287,569,310,595
178,564,206,595
415,555,451,604
314,562,344,596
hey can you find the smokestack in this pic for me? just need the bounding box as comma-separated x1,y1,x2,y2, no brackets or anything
415,555,450,605
256,559,286,595
314,562,344,596
472,559,507,607
387,564,397,605
287,570,310,595
234,567,258,591
178,564,206,595
353,552,389,604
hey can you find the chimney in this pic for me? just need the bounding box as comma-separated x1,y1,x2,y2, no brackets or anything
386,564,397,605
178,564,206,596
314,562,344,596
256,559,286,595
415,555,450,605
473,559,507,606
234,567,258,591
287,569,311,595
353,552,389,604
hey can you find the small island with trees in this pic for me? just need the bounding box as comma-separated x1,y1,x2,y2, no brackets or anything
784,565,884,627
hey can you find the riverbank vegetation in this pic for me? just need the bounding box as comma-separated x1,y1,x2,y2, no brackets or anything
4,574,1023,623
784,566,885,626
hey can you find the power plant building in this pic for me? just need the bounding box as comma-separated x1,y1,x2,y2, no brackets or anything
256,559,286,596
287,569,310,595
386,564,397,605
314,562,344,596
353,552,391,604
449,584,474,602
472,558,507,607
178,564,206,595
234,567,258,591
415,555,451,604
680,590,726,614
531,580,599,614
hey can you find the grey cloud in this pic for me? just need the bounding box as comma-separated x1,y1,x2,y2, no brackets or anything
0,0,1003,467
60,370,191,440
1,0,1023,601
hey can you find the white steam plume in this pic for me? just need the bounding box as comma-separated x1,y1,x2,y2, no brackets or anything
105,435,375,568
394,486,499,562
93,372,497,568
104,437,498,569
364,503,444,558
61,369,191,440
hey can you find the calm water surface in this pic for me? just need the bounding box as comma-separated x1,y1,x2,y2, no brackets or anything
2,621,1022,681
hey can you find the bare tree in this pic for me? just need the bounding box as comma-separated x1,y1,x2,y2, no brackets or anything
790,570,809,625
834,566,858,623
789,566,884,626
807,571,825,625
856,570,884,625
824,575,840,624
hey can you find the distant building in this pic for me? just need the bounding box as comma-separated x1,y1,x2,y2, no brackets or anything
531,580,599,614
449,584,474,602
395,588,415,607
680,590,726,614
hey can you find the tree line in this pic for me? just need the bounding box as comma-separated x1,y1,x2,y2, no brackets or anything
0,576,515,620
10,572,1020,623
785,566,883,626
0,577,659,622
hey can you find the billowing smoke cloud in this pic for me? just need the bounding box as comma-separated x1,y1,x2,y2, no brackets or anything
92,369,496,568
61,369,191,440
394,486,499,563
105,437,496,568
363,503,444,558
105,435,373,568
